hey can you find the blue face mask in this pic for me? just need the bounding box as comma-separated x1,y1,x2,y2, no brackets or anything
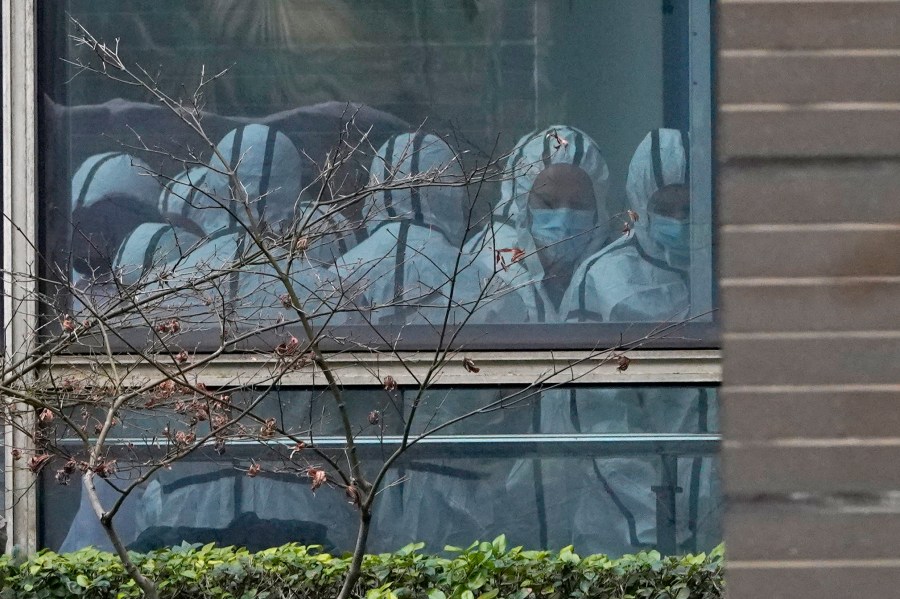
529,208,596,273
649,214,690,269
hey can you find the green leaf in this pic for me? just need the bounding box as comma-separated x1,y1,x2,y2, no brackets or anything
76,574,91,588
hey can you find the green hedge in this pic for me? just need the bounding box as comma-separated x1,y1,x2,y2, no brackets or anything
0,537,723,599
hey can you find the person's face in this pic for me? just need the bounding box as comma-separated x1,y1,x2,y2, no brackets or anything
527,164,597,280
647,184,690,220
528,163,596,213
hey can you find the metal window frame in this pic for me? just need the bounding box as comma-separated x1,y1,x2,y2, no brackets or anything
2,1,720,553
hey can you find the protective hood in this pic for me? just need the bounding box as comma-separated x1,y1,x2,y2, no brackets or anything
71,152,161,213
625,128,688,233
113,223,202,286
510,126,612,284
159,167,214,218
70,153,162,276
368,132,466,246
200,124,304,234
505,125,610,228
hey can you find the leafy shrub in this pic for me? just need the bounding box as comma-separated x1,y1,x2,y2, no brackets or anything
0,537,723,599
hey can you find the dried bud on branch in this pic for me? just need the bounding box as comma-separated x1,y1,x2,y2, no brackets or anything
39,408,55,423
261,417,277,439
308,466,327,491
494,247,526,271
368,410,381,426
616,355,631,372
275,335,300,357
346,484,360,507
55,469,71,485
61,314,76,333
383,375,398,392
463,357,480,374
546,128,569,150
154,318,181,334
290,442,306,459
28,454,52,473
247,462,261,478
93,459,116,478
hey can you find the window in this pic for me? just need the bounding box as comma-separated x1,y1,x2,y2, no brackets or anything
0,0,721,556
43,384,721,557
37,0,715,348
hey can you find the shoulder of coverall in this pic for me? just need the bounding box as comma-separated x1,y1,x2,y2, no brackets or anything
559,233,654,322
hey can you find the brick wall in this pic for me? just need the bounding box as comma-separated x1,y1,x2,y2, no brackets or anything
718,1,900,597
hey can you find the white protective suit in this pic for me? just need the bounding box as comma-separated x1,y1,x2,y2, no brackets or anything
333,132,523,326
191,124,303,235
503,130,721,556
486,126,612,322
466,126,609,266
503,386,721,557
560,129,691,323
69,152,162,279
195,124,355,266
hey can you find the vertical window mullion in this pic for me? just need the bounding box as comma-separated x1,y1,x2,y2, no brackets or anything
2,0,40,554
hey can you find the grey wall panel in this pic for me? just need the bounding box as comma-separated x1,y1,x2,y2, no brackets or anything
729,501,900,560
719,162,900,225
723,390,900,441
721,281,900,333
724,444,900,494
719,110,900,159
720,54,900,104
726,568,900,599
723,337,900,387
720,228,900,278
720,1,900,50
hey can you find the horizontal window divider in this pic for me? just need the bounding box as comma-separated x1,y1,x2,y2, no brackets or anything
46,349,722,387
54,433,722,459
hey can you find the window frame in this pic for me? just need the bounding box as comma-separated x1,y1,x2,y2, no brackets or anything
2,0,720,553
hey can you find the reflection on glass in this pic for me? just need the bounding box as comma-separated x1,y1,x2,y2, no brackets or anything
43,386,721,557
39,1,711,339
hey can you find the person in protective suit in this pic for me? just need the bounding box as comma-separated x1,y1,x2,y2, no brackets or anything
481,126,613,323
502,130,720,556
333,131,523,327
194,124,358,267
465,126,610,285
560,128,691,323
69,152,162,282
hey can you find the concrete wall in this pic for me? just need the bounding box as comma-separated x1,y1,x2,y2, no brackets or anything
717,1,900,597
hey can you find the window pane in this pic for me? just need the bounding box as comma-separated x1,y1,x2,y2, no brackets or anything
38,1,715,348
42,385,722,556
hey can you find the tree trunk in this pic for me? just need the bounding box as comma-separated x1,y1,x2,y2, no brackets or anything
336,508,372,599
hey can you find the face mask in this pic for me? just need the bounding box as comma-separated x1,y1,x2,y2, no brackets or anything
529,208,596,273
649,214,691,270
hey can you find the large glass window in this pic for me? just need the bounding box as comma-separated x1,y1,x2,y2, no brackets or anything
37,0,715,349
41,385,721,556
28,0,720,561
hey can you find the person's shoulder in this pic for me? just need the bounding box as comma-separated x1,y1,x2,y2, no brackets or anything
576,235,640,277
